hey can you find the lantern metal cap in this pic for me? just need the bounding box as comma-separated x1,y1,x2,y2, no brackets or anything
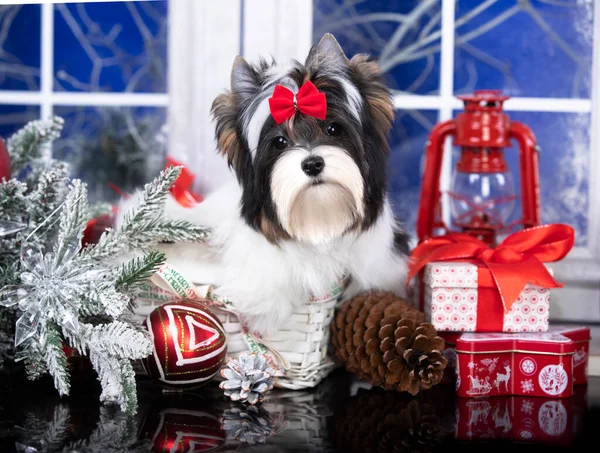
457,90,510,109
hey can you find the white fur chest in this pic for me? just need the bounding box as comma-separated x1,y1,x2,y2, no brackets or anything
158,181,353,334
155,180,407,335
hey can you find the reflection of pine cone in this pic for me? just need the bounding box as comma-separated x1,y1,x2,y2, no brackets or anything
334,389,443,453
332,291,447,394
221,404,275,444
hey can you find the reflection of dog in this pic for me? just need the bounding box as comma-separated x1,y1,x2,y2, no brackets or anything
142,34,410,335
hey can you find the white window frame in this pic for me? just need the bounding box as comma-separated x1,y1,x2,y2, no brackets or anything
0,2,168,120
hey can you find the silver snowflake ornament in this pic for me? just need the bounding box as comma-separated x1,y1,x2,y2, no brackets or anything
221,404,275,444
0,241,94,346
219,352,276,405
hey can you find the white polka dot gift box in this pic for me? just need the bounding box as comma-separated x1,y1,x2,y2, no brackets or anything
422,261,553,333
407,224,576,333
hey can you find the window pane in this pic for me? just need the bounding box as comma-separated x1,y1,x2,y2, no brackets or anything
0,105,40,138
389,110,438,238
454,0,593,98
512,112,589,246
313,0,441,95
0,5,41,91
53,106,167,203
54,1,168,93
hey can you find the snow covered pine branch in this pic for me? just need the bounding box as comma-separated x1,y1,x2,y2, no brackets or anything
0,118,211,413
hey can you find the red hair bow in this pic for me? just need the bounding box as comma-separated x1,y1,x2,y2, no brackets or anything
268,81,327,124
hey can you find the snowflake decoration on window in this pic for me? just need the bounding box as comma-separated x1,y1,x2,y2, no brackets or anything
521,379,534,393
467,361,475,370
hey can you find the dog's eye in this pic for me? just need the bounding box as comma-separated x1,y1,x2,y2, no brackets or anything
273,136,289,150
326,123,343,137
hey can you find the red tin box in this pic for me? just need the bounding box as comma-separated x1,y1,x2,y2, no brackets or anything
547,324,590,385
456,333,574,398
456,394,580,445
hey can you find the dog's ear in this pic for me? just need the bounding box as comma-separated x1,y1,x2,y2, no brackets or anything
211,56,259,174
305,33,349,70
349,54,394,135
231,55,261,95
211,90,243,172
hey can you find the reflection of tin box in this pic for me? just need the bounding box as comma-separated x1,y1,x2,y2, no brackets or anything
456,395,579,445
456,333,574,398
547,324,590,385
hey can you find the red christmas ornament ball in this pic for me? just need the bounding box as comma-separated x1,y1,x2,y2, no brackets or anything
143,300,227,389
82,210,116,247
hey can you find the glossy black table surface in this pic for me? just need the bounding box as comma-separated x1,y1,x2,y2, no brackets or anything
1,366,598,452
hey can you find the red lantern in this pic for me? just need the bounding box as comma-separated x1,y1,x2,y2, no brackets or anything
417,90,540,246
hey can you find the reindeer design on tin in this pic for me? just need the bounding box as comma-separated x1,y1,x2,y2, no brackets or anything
494,364,511,392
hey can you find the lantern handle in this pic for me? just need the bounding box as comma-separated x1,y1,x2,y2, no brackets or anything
509,121,541,229
417,119,457,242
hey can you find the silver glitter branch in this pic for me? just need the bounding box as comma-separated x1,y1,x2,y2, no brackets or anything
0,118,206,414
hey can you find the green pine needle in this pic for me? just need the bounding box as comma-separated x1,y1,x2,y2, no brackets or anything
44,323,71,397
115,250,166,291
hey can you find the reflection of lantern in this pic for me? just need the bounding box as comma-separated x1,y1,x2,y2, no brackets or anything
417,90,541,246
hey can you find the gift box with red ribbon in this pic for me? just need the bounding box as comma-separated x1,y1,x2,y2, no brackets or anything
455,332,575,399
408,224,575,332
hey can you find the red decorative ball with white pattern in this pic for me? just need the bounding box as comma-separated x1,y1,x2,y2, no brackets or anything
143,300,227,389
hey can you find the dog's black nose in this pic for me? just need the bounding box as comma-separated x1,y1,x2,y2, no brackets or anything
301,156,325,177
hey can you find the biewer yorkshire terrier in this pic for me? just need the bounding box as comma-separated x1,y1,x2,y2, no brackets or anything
151,34,410,335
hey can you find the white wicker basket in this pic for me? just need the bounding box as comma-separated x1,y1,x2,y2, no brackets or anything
133,265,349,390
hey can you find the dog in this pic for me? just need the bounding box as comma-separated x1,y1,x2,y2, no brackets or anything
141,34,410,336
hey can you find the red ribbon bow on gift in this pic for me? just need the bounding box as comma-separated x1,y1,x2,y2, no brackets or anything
268,81,327,124
407,224,575,313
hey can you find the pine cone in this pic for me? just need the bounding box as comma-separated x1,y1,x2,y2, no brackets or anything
219,353,276,405
334,388,443,453
332,291,447,395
